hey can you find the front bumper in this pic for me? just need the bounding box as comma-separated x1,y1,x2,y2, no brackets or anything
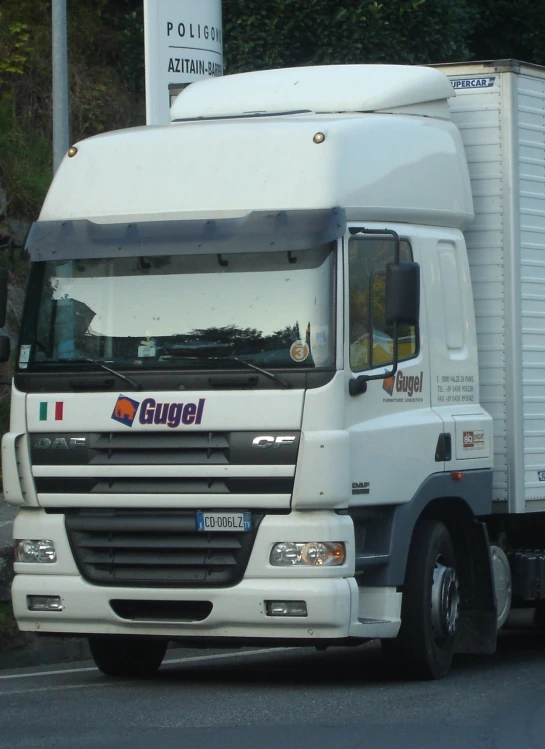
13,574,353,639
12,509,401,641
12,508,356,639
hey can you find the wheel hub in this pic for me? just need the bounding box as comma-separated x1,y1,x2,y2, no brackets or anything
431,560,459,640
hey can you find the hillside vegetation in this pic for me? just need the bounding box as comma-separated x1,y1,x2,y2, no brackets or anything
1,0,544,228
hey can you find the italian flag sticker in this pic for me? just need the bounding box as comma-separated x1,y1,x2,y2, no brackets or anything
39,402,64,421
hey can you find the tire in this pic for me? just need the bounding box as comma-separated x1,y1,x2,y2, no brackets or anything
89,636,167,678
384,519,459,680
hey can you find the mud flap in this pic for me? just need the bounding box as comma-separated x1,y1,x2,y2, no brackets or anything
453,520,497,655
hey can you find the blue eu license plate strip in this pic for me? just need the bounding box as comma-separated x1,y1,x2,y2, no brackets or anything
196,512,252,532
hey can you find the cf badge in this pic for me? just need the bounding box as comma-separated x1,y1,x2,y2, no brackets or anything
252,436,296,448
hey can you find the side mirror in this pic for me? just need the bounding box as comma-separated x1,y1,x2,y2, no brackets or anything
0,336,11,363
0,268,8,328
385,262,420,327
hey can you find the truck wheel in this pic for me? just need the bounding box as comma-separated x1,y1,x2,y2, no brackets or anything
89,636,167,678
385,519,459,680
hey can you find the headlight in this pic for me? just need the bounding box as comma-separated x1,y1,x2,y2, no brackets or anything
15,539,57,563
270,542,345,567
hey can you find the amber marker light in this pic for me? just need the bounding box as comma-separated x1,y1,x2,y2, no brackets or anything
313,132,325,144
68,146,78,157
451,471,464,481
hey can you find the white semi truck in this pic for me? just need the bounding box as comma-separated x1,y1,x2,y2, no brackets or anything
3,59,545,680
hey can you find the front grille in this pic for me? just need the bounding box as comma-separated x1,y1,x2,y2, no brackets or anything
36,477,293,494
65,509,264,588
31,431,300,466
32,430,299,498
89,433,230,465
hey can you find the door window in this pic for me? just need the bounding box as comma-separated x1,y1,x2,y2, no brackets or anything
349,235,418,371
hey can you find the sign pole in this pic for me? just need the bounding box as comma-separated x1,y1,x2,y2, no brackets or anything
52,0,70,172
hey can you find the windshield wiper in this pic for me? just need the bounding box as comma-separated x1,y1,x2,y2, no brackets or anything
228,356,292,389
33,358,142,391
162,352,292,389
87,359,142,391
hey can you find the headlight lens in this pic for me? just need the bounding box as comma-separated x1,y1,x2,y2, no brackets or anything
15,539,57,563
270,542,345,567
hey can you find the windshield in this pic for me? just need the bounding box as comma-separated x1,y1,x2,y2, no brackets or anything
18,246,335,371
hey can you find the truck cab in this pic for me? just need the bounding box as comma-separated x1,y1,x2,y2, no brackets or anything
3,64,496,680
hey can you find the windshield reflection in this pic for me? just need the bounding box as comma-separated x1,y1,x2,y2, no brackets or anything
19,246,336,371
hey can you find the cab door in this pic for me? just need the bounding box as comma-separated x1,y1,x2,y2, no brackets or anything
344,224,445,507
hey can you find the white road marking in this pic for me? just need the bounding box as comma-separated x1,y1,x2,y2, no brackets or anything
162,646,294,668
0,665,97,681
0,681,127,697
0,521,13,528
0,646,295,682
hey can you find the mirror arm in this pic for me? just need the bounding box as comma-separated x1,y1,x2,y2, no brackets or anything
350,227,400,263
347,226,404,397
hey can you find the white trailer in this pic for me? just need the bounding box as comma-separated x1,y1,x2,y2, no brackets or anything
436,60,545,514
2,60,545,679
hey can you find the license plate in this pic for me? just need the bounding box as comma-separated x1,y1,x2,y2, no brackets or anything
196,511,251,532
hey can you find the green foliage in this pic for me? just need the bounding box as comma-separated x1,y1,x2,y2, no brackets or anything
0,15,30,80
65,1,145,135
120,10,145,93
471,0,545,65
94,0,145,93
222,0,478,73
0,0,544,227
0,98,52,219
0,0,146,224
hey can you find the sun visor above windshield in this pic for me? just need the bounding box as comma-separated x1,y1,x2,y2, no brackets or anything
25,209,346,262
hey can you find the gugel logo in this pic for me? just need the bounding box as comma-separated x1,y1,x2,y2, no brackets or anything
140,397,205,427
383,370,423,398
111,395,206,428
383,376,395,397
111,395,140,427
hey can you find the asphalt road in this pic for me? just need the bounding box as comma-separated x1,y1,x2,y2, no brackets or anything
1,632,545,749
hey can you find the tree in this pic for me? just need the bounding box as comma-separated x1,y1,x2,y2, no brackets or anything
471,0,545,66
222,0,478,74
0,0,146,218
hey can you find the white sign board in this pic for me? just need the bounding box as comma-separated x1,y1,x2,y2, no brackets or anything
144,0,223,125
